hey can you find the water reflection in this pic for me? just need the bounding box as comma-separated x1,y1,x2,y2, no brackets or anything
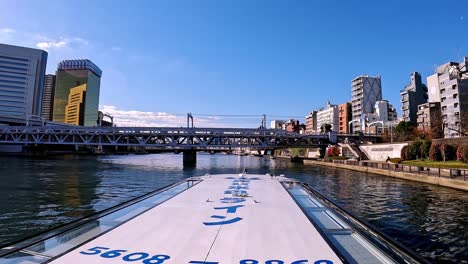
0,153,467,263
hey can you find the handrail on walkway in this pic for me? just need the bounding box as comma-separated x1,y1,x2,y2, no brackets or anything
323,159,468,181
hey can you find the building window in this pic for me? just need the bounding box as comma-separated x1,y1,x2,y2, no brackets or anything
454,103,458,108
441,97,446,102
452,84,457,89
440,89,445,94
453,93,458,99
442,106,447,111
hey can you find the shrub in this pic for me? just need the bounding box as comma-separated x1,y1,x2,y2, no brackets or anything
389,158,402,164
420,140,431,159
400,145,409,160
326,146,340,157
429,143,442,161
457,144,468,163
440,144,456,162
408,140,422,160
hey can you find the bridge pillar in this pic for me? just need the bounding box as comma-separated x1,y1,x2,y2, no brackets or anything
183,150,197,166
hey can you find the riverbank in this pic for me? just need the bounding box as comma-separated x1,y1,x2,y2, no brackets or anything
304,159,468,191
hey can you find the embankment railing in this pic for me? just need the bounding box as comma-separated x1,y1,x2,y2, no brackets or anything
324,159,468,181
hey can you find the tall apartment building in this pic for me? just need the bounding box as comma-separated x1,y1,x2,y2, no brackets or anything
351,75,382,132
317,101,339,132
41,74,56,121
0,43,47,117
400,72,428,124
427,62,459,103
305,111,317,134
417,102,442,138
426,57,468,137
53,59,102,126
338,102,351,134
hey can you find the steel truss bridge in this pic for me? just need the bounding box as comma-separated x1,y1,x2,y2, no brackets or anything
0,126,382,153
0,126,337,149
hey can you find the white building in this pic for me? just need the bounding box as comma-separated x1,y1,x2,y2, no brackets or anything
270,120,286,129
426,58,468,138
0,43,48,118
362,100,398,133
316,101,339,132
375,100,397,122
351,75,382,132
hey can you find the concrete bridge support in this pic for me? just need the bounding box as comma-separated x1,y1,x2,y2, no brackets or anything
183,150,197,166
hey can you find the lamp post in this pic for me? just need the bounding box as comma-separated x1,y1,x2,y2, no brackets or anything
348,119,361,134
367,121,384,135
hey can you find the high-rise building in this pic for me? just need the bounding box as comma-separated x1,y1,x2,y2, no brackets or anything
41,74,55,121
0,43,47,117
305,111,317,134
351,75,382,132
317,101,339,132
64,84,87,125
400,72,428,124
426,57,468,138
53,59,102,126
338,102,351,134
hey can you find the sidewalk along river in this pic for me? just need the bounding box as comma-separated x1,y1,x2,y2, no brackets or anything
0,153,467,263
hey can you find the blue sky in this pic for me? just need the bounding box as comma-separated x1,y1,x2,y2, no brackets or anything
1,0,467,127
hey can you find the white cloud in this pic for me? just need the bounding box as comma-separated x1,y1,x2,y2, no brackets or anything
111,46,122,51
99,105,246,128
36,40,67,49
35,37,89,50
0,28,15,34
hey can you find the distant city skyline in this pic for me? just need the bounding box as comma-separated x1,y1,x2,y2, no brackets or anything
0,0,467,127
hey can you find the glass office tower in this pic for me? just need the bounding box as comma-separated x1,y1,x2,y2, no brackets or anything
0,43,47,117
53,59,102,126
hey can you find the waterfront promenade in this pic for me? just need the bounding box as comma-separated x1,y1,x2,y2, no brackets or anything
304,159,468,191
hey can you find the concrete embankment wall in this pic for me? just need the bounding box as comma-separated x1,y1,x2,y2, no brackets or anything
359,143,408,161
304,160,468,192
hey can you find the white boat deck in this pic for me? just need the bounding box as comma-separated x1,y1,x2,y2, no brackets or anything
49,174,342,264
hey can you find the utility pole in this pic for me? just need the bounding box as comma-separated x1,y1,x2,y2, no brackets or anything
187,113,193,128
261,114,266,129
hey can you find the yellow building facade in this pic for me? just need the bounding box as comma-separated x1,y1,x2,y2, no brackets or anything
64,84,87,125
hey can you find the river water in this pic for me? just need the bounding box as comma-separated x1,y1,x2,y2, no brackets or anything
0,153,467,263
